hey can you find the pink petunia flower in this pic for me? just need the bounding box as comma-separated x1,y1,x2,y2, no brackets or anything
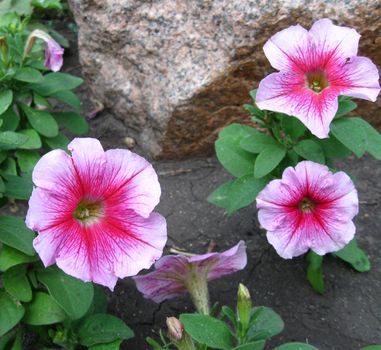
256,161,358,259
256,19,380,138
44,39,64,72
24,29,64,72
133,241,247,313
26,138,167,290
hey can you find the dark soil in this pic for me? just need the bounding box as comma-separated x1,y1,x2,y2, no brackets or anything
10,21,381,350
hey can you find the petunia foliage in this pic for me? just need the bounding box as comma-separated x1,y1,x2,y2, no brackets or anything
0,13,87,204
209,19,380,293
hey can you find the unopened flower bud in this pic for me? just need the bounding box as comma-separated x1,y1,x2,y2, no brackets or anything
166,317,184,341
237,283,252,331
0,36,8,59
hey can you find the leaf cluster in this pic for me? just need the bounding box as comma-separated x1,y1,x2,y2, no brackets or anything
0,13,87,204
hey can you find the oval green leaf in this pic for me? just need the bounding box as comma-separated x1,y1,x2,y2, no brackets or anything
23,292,66,325
273,342,319,350
14,68,43,83
78,314,134,347
37,266,94,320
180,313,234,350
293,139,325,164
4,265,32,302
0,216,36,255
19,104,58,138
254,143,286,178
0,90,13,116
0,291,25,337
52,112,88,135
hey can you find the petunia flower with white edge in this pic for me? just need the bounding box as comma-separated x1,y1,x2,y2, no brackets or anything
256,19,380,138
26,138,167,290
256,161,359,259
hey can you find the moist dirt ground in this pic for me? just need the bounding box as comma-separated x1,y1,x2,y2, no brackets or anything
8,22,381,350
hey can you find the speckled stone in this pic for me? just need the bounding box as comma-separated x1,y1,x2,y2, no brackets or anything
68,0,381,158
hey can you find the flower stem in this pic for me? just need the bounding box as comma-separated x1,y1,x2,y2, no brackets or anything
185,271,210,315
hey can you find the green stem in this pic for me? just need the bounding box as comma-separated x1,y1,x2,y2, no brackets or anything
184,271,210,315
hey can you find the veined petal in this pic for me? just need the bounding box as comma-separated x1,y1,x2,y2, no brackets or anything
264,24,308,71
68,138,106,197
256,72,339,138
329,56,381,101
103,149,161,218
133,255,189,303
309,19,360,59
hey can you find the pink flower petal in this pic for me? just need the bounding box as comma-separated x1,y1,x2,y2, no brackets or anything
257,161,359,259
134,255,189,303
68,138,107,197
256,72,338,138
44,39,64,72
103,149,161,218
263,24,308,71
329,56,381,102
309,19,360,59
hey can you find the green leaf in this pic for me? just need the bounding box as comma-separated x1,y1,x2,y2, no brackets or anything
0,329,16,350
232,341,266,350
0,216,36,255
355,118,381,160
33,93,50,108
247,307,284,341
280,115,307,140
0,131,29,150
0,291,25,337
3,172,33,200
89,340,123,350
4,265,32,302
86,285,108,315
215,124,257,177
51,90,81,110
15,150,40,172
0,90,13,116
52,112,88,135
221,305,236,327
78,314,134,347
19,104,59,138
331,118,367,157
307,251,325,294
316,136,352,159
0,158,17,175
18,129,42,149
37,266,94,320
10,331,22,350
332,239,370,272
30,73,83,96
254,143,286,178
293,140,325,164
0,245,37,272
273,343,319,350
180,313,233,350
208,175,269,214
14,68,43,83
31,0,63,10
240,131,277,154
0,0,32,16
361,346,381,350
44,133,69,150
23,292,66,326
336,97,357,117
0,108,20,131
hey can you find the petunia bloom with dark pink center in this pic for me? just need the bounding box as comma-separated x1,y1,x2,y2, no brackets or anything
256,161,358,259
133,241,246,313
256,19,380,138
26,138,167,290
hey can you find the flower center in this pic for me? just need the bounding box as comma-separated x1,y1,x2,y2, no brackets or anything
306,71,329,93
298,197,315,213
74,200,103,224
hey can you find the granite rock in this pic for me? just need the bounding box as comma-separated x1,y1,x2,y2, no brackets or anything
68,0,381,158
